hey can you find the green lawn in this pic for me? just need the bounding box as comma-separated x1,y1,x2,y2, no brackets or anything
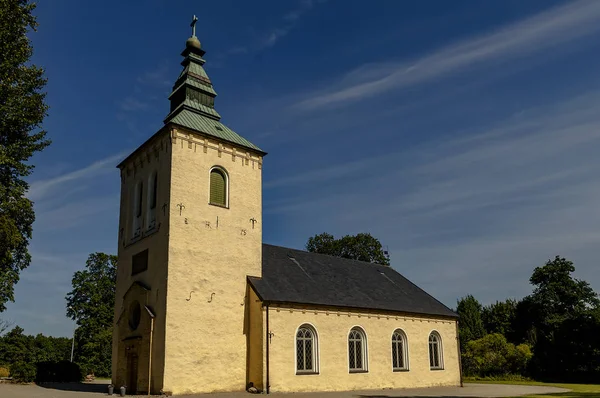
466,380,600,398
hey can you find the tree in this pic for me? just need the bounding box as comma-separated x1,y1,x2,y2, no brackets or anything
0,0,50,312
456,295,486,350
482,299,517,339
525,256,600,381
306,232,390,265
65,253,116,377
462,333,532,377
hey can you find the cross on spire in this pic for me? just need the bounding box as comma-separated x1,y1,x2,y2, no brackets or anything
190,15,198,37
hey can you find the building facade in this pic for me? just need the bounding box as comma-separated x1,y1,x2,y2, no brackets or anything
112,20,460,395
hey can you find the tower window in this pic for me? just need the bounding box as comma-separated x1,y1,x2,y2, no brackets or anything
209,167,228,207
132,181,143,238
147,172,158,230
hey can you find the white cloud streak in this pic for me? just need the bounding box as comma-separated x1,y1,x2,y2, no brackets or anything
28,152,127,202
294,0,600,110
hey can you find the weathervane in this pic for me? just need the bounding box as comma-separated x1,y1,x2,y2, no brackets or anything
190,15,198,37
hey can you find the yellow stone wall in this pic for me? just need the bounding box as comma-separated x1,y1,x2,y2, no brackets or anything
245,285,265,390
112,130,172,394
266,304,460,393
161,127,263,395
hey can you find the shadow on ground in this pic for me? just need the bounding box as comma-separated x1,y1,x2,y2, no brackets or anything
358,394,597,398
36,381,110,394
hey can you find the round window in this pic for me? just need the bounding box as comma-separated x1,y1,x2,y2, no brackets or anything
128,301,141,331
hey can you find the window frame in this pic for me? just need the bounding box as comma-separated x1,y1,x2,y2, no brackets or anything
295,324,319,375
348,326,368,373
391,329,409,371
428,331,444,370
208,166,229,208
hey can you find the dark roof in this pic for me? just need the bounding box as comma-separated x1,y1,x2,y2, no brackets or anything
248,244,458,319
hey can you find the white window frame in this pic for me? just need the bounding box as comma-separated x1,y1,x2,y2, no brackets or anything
295,324,319,375
146,171,157,231
208,166,229,208
348,326,368,373
391,329,409,371
429,331,444,370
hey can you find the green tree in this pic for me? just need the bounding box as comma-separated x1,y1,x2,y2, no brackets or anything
306,232,390,265
0,0,50,312
525,256,600,381
462,333,532,377
65,253,117,377
482,299,517,338
456,295,486,350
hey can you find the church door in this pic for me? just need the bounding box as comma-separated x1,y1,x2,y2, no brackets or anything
126,353,139,394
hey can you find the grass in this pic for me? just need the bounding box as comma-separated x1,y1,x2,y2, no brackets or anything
465,379,600,398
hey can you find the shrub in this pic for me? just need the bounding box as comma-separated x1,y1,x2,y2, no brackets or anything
10,361,36,383
0,365,9,378
462,333,532,377
36,360,82,383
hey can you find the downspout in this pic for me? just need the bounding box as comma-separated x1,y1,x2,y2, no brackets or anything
455,320,463,387
265,303,270,395
148,317,154,395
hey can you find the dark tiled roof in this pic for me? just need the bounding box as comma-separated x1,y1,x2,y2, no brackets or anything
248,244,458,319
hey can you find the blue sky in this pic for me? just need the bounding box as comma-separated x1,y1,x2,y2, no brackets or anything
5,0,600,337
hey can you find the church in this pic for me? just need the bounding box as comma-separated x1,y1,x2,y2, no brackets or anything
111,18,461,396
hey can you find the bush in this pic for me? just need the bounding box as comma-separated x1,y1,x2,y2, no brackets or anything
0,365,9,378
36,360,82,383
462,333,533,377
10,361,36,383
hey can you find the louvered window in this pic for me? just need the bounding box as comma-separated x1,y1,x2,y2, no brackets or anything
429,332,443,370
209,168,227,207
296,326,318,374
392,330,408,371
348,328,367,372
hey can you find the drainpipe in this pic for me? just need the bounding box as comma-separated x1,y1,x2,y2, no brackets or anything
455,320,463,387
148,317,154,395
265,304,270,395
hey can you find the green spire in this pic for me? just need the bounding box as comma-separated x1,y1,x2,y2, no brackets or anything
164,16,264,153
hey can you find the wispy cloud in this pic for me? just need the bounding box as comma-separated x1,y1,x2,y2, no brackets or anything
119,97,149,112
259,0,324,49
294,0,600,110
28,152,127,202
136,61,172,88
266,88,600,302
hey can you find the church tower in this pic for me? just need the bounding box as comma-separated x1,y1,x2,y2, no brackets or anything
112,16,265,395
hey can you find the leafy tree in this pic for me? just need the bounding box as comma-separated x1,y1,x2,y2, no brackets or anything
0,0,50,312
456,295,486,350
462,333,532,377
525,256,600,381
482,299,517,339
306,232,390,265
0,318,12,335
65,253,116,377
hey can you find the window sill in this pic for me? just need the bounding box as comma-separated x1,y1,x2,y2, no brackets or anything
295,371,319,376
124,224,160,248
349,370,368,374
209,202,229,209
393,368,409,372
430,367,445,371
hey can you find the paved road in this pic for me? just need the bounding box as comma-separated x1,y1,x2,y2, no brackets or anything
0,382,569,397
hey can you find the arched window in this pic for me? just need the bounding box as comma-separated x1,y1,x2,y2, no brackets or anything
296,325,318,374
132,181,143,237
429,331,443,370
392,329,408,371
146,171,158,230
348,327,368,372
209,167,228,207
128,301,141,331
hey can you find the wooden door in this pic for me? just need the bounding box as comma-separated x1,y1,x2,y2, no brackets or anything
127,353,138,394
